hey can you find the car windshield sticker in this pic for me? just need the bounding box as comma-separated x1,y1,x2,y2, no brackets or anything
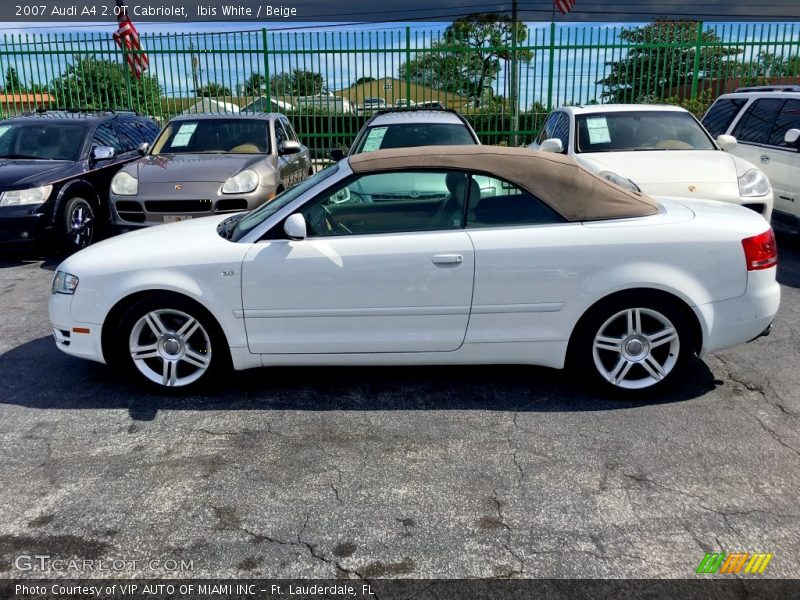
172,123,199,147
586,117,611,144
362,127,388,153
0,126,10,138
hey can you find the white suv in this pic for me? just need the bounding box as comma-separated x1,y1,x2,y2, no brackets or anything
530,104,773,221
703,86,800,230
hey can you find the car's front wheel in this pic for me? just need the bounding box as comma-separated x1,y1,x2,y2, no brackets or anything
61,196,96,251
116,295,228,389
570,295,693,396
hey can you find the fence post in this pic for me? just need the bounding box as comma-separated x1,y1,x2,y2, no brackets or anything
120,42,134,110
546,21,556,110
262,28,272,112
690,21,704,100
405,26,411,106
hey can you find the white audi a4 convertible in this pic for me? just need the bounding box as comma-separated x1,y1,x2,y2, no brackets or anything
49,146,779,394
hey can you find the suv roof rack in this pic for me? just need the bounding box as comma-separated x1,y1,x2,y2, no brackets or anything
733,85,800,93
28,107,138,115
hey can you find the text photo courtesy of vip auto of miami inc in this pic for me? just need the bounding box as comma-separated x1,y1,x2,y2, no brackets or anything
0,0,800,597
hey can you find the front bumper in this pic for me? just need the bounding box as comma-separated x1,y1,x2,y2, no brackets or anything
0,204,53,244
49,292,106,364
110,184,274,228
696,268,781,356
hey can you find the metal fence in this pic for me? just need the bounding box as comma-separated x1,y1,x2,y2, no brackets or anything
0,21,799,154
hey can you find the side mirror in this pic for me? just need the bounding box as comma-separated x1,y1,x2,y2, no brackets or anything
137,142,150,155
91,146,115,161
784,128,800,148
716,134,738,151
329,148,345,162
539,138,564,153
283,213,307,240
280,140,301,155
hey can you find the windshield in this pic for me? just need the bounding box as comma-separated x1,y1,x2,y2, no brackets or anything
575,111,715,153
226,164,340,242
353,123,476,153
0,122,87,160
152,119,270,155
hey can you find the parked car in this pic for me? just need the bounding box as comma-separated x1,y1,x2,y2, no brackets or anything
110,113,312,228
0,109,160,250
330,108,479,161
702,87,800,231
359,97,387,113
240,96,296,113
50,146,778,395
530,104,774,221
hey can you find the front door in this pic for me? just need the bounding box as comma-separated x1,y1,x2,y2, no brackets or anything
241,169,475,354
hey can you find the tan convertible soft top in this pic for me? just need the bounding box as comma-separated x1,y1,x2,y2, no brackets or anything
348,145,659,221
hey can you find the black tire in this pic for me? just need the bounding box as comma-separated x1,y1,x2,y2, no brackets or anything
60,196,96,252
568,293,694,397
113,293,230,391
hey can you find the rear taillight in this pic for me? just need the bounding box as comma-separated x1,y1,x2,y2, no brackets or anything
742,229,778,271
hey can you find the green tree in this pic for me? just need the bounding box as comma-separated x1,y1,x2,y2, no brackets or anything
353,76,376,86
243,72,266,95
51,56,162,110
269,72,292,95
598,20,741,102
733,50,800,79
3,67,24,94
398,14,532,100
197,82,231,97
269,69,325,96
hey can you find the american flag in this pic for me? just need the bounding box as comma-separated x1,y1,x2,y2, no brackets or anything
113,0,149,79
555,0,576,15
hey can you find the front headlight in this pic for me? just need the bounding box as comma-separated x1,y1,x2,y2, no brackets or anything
52,271,79,295
738,169,770,197
111,171,138,196
222,170,259,194
598,171,641,193
0,184,53,207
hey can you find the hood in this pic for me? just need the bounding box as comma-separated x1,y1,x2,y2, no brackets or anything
0,159,74,189
577,151,738,184
60,214,239,275
134,154,265,183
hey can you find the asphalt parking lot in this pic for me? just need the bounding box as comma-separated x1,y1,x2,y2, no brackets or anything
0,230,798,580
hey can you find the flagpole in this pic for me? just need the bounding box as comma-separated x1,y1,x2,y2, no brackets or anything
509,0,519,146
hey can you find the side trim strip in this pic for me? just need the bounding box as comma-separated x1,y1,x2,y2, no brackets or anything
242,305,470,318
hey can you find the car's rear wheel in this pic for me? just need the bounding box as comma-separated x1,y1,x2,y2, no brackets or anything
116,295,228,389
61,197,96,251
571,296,692,396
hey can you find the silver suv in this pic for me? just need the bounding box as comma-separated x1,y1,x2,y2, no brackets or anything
702,86,800,230
331,108,479,160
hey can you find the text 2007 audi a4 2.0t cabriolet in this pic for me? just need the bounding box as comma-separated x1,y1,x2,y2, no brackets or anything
49,146,779,395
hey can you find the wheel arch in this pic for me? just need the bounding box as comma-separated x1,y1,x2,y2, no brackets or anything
101,288,232,368
566,287,704,364
51,179,101,226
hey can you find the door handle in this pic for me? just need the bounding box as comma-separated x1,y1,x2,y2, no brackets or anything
760,154,770,163
432,254,464,265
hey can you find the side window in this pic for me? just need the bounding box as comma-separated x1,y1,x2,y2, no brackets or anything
274,120,288,151
732,99,785,145
551,112,570,152
282,118,299,142
113,119,141,152
536,112,560,144
300,170,468,237
466,175,565,228
767,99,800,147
702,98,747,137
92,123,123,153
137,119,161,143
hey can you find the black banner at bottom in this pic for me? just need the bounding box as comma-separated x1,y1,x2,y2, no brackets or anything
3,579,800,600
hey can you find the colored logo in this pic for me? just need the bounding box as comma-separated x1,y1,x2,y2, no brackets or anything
696,552,773,574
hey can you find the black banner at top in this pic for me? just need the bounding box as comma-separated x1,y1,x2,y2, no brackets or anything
2,0,800,23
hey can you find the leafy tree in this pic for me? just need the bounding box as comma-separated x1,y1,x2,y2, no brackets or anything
197,82,231,97
399,14,532,101
269,69,325,96
733,50,800,79
352,76,376,86
3,67,24,94
50,56,162,110
598,20,741,102
243,72,266,95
